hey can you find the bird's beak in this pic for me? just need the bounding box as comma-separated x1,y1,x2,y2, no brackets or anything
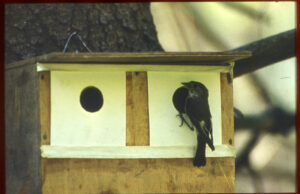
181,82,189,88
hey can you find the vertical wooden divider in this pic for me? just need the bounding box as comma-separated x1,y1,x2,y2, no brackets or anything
220,70,234,146
39,71,51,145
126,71,150,146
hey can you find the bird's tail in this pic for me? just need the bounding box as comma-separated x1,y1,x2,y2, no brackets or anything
193,134,206,167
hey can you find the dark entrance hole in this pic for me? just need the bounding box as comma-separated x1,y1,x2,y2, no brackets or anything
80,86,103,113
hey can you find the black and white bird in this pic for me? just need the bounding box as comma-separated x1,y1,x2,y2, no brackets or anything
181,81,215,167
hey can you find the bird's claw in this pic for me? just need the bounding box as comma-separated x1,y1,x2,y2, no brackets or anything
177,113,194,130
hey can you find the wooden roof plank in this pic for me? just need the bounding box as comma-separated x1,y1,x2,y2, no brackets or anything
6,51,252,70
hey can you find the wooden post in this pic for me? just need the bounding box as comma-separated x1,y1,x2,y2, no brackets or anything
5,64,41,194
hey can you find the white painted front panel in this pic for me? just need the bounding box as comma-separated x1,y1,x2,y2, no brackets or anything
50,71,126,146
148,72,222,147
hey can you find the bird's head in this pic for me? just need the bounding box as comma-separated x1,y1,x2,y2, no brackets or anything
181,81,209,98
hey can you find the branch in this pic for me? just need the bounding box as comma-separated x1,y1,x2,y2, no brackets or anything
230,29,296,77
235,107,295,135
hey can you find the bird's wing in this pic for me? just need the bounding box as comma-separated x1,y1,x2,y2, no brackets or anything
185,97,214,150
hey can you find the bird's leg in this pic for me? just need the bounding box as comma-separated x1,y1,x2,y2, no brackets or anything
177,113,194,130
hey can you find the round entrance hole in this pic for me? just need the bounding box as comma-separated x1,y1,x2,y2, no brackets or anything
80,86,103,113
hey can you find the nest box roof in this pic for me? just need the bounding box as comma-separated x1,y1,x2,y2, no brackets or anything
6,52,251,72
38,52,251,64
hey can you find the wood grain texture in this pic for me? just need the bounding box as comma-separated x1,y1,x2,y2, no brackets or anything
42,158,234,194
39,71,51,145
220,71,234,146
5,64,41,194
126,72,149,146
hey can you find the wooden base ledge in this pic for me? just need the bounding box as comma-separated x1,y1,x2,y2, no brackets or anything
41,145,235,159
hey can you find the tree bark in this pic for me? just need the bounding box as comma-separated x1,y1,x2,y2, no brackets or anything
5,3,163,65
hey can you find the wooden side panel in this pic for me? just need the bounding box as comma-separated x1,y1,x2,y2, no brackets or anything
126,72,149,146
42,158,234,194
5,65,41,194
39,71,51,145
220,71,234,145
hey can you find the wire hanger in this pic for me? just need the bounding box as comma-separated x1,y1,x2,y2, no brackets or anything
62,31,92,53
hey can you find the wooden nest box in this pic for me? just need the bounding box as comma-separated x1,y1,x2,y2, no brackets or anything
5,52,251,193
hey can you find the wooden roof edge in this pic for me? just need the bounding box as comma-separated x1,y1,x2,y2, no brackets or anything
41,51,252,61
5,52,59,70
6,51,252,69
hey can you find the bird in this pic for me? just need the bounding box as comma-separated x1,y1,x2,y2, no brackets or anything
181,81,215,167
